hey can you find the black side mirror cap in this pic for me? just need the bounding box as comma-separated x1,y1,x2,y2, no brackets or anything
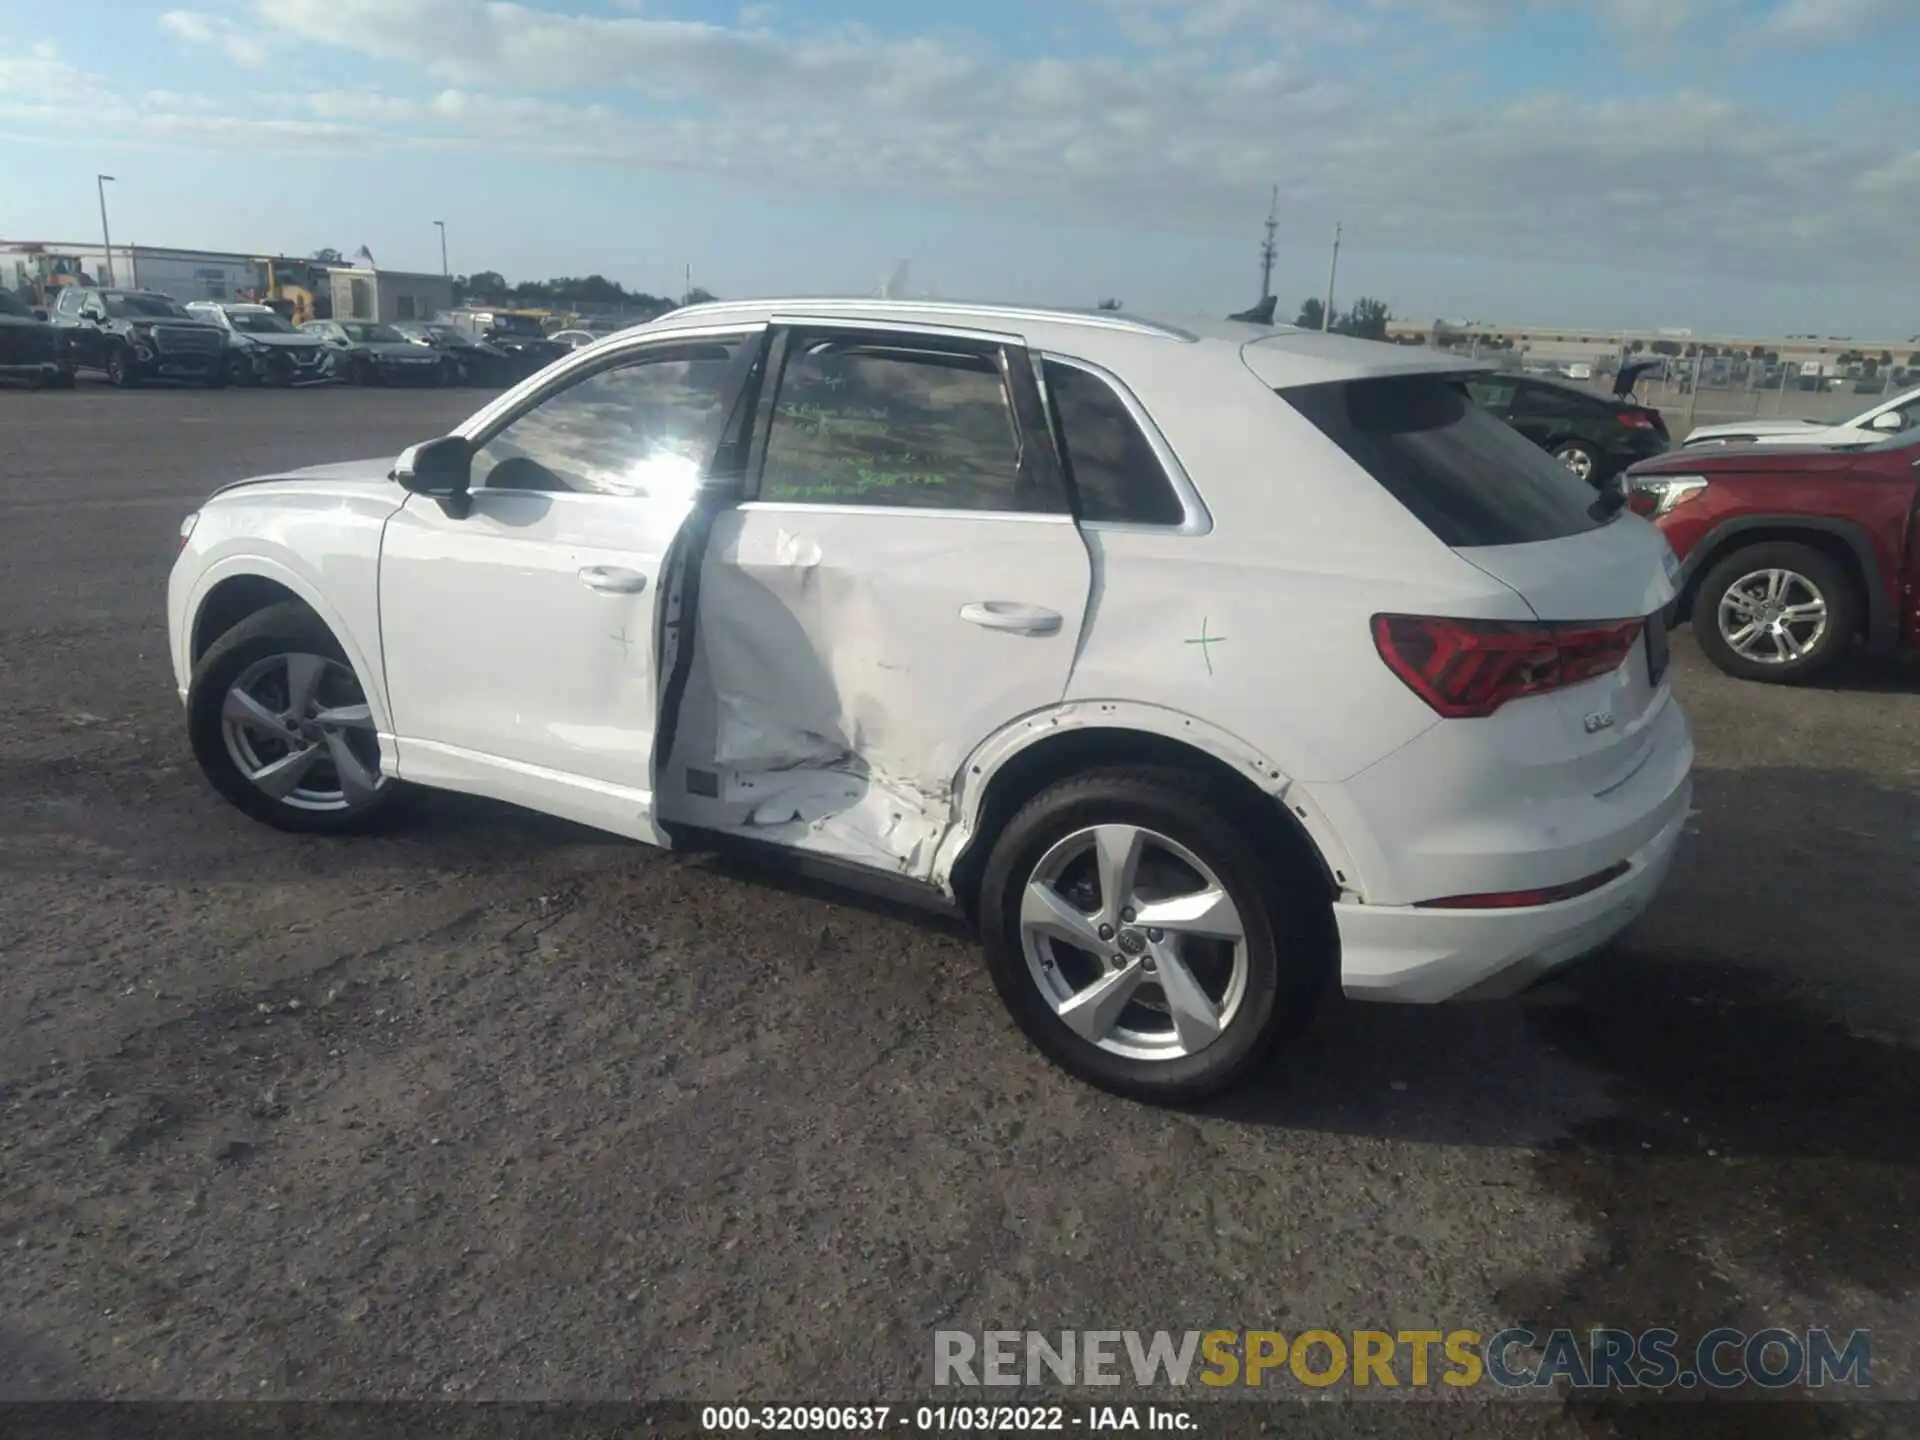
394,435,474,517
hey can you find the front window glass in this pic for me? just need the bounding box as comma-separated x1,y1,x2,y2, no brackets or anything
471,339,745,499
104,292,189,319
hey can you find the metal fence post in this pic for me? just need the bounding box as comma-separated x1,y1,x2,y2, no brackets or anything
1685,355,1704,434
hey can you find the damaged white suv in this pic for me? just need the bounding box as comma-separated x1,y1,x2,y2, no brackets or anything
168,299,1693,1099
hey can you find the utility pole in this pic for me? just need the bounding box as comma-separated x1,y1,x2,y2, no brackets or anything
684,263,693,306
97,175,116,288
1258,184,1279,304
433,220,448,277
1322,222,1342,333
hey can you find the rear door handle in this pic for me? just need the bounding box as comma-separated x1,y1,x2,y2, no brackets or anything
959,601,1062,636
578,565,648,594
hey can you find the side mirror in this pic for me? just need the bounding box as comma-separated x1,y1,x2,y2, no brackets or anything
1870,410,1905,433
394,435,474,517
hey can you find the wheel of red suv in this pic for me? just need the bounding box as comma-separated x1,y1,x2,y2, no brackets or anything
1553,441,1598,483
1692,541,1855,683
978,767,1324,1101
187,602,398,834
105,345,139,388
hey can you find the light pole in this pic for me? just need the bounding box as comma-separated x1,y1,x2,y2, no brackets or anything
433,220,448,278
1322,221,1342,333
97,175,117,287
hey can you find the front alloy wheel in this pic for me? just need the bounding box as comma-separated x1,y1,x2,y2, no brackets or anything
1717,569,1827,667
188,602,397,833
1692,541,1854,683
1554,441,1597,483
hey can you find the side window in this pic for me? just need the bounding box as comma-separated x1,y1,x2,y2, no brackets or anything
56,289,83,315
1465,378,1517,411
1514,385,1598,421
759,336,1056,513
1041,359,1185,525
471,339,745,496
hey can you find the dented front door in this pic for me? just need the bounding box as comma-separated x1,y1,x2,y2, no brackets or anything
662,322,1093,876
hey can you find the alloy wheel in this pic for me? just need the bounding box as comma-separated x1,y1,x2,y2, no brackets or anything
1019,824,1249,1062
1555,444,1594,481
1717,568,1828,665
219,652,384,811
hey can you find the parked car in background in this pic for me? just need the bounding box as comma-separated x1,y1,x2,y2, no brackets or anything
298,319,445,386
437,308,571,378
0,289,76,388
390,321,514,387
166,299,1690,1100
47,287,228,388
1466,373,1670,484
1621,425,1920,682
186,302,330,387
1680,382,1920,451
550,329,598,349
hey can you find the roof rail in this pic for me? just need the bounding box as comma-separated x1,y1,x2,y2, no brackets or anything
663,297,1197,343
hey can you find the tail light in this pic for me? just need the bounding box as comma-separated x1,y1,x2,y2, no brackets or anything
1415,861,1632,910
178,511,199,553
1616,410,1658,430
1372,614,1645,719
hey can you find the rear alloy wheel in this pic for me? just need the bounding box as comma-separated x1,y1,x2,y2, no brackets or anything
1553,441,1598,483
1693,542,1854,683
188,602,397,833
979,767,1324,1100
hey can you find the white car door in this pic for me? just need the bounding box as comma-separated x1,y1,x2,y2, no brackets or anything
378,326,763,843
655,321,1094,877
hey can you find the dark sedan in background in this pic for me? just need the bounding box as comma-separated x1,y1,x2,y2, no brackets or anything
298,319,446,386
390,321,515,386
1466,373,1671,485
0,290,75,388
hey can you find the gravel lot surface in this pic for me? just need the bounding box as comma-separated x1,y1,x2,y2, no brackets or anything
2,385,1916,1436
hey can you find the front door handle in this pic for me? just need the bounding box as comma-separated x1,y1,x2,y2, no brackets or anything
959,601,1062,636
578,565,648,595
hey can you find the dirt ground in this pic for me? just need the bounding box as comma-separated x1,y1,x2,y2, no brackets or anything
1,385,1916,1436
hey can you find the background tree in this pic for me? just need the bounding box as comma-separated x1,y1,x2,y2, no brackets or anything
464,270,509,300
1095,297,1123,312
1294,297,1325,330
1333,297,1392,341
1651,339,1681,357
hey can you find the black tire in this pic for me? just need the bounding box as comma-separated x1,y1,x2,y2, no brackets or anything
977,766,1327,1102
1552,440,1600,485
1691,541,1855,683
203,367,229,389
50,368,77,390
105,345,139,388
187,601,399,835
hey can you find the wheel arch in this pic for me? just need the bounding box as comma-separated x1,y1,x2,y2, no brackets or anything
935,703,1361,923
182,556,392,732
1674,515,1889,647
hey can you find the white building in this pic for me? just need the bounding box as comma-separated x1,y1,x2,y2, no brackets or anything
0,240,267,305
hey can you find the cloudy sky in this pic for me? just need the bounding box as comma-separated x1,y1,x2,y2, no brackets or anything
2,0,1914,335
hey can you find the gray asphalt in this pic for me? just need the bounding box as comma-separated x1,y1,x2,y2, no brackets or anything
1,384,1915,1434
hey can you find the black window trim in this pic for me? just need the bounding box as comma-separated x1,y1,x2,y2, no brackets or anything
454,322,769,500
1035,350,1212,536
736,318,1074,522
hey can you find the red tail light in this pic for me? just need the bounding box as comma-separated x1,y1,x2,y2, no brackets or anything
1372,614,1645,718
1415,861,1632,910
1616,410,1658,430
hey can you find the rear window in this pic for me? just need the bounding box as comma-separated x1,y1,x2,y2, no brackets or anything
1282,377,1612,547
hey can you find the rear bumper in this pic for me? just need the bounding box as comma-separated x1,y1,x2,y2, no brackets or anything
1333,776,1691,1003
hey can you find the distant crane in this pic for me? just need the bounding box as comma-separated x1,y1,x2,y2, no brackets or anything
1258,184,1278,305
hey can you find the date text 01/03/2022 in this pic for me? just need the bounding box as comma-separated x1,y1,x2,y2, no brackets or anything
699,1404,1197,1431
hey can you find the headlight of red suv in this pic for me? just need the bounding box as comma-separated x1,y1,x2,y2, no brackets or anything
1627,474,1708,518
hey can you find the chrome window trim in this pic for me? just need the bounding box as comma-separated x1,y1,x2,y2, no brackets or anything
769,313,1026,347
738,502,1075,525
676,298,1197,343
1036,351,1213,537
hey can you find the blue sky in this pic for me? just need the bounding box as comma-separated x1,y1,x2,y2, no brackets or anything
3,0,1916,335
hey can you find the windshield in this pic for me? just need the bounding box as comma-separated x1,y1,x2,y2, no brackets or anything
342,322,405,343
425,325,472,346
228,311,295,334
488,314,546,336
105,292,190,320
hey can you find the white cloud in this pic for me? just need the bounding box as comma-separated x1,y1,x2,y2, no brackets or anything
160,7,278,66
1756,0,1904,45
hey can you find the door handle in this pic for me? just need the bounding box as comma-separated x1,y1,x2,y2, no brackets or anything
578,565,648,594
959,601,1062,636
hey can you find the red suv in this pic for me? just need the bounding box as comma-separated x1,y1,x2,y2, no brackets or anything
1620,426,1920,682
